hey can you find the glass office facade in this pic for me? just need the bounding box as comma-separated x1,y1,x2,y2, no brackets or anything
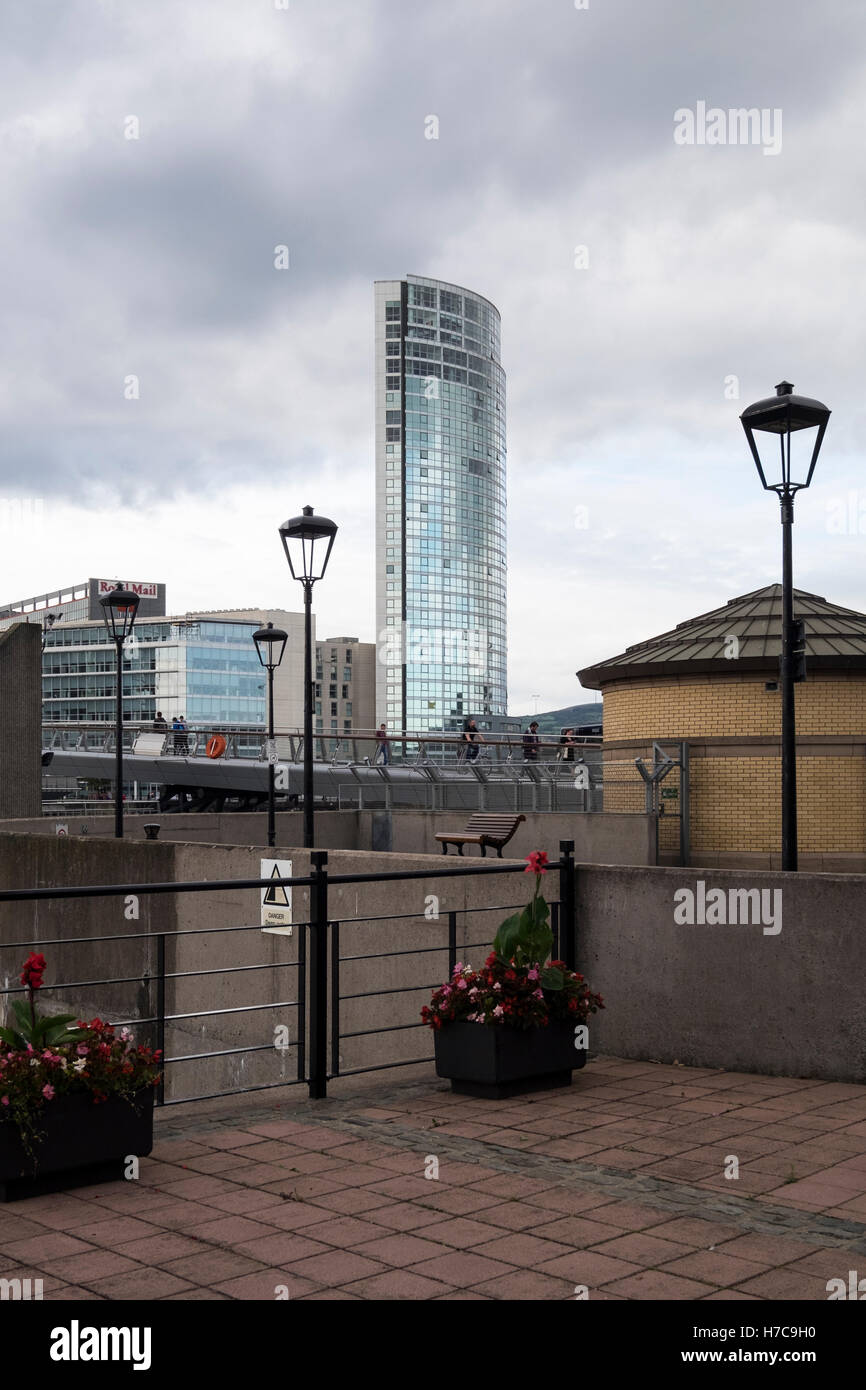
41,618,266,725
375,275,507,734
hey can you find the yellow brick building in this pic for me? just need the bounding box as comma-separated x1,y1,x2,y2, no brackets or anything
578,585,866,870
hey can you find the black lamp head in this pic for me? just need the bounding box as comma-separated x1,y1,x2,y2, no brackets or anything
278,505,338,583
98,584,141,642
252,620,288,670
740,381,831,491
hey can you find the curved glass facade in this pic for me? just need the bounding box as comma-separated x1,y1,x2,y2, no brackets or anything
375,275,507,734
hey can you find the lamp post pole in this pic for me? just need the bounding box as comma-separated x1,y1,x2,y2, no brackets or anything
780,491,796,871
303,580,314,849
279,505,338,853
112,636,124,839
740,381,830,874
98,585,140,840
252,621,288,851
267,659,276,849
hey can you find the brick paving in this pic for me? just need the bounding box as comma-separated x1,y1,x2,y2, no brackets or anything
2,1055,865,1300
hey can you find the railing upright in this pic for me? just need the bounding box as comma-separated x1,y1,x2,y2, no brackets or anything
559,839,576,970
296,921,307,1084
330,921,341,1077
155,933,166,1106
447,909,457,978
308,851,329,1099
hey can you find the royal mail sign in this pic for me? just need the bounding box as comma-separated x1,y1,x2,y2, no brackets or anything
96,580,158,598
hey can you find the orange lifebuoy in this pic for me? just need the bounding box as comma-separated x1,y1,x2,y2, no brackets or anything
206,735,227,759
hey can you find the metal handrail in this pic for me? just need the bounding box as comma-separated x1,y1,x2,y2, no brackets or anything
0,844,579,1104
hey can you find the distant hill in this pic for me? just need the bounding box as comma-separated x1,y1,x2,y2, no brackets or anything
513,702,602,735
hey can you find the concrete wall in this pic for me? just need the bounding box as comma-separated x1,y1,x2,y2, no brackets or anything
576,864,866,1083
0,832,175,1046
368,809,655,866
2,833,864,1091
0,808,656,866
0,624,41,820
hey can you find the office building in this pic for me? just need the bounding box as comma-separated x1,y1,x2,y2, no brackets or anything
315,637,376,736
2,579,376,736
374,275,507,736
0,577,167,628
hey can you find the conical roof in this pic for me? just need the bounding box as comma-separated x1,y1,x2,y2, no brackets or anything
578,585,866,688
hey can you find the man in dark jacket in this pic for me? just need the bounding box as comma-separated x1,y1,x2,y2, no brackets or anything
462,717,485,763
523,721,540,761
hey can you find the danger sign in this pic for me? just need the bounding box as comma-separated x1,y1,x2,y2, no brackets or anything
261,858,292,932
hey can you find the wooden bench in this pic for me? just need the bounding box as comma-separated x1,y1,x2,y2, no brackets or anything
434,813,526,858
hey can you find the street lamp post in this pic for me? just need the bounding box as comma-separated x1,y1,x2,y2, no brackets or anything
252,621,288,848
740,381,831,872
278,506,338,849
41,613,57,651
98,584,141,839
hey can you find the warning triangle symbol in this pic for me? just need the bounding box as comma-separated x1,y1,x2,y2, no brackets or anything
263,865,290,906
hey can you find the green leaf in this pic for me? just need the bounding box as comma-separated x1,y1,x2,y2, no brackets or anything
492,912,523,961
0,1026,25,1048
540,965,566,991
42,1019,87,1045
39,1014,79,1030
528,894,550,927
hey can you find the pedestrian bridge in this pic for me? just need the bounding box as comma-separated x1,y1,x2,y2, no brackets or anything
41,724,603,813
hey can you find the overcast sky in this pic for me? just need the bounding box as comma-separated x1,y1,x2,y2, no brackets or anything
1,0,865,715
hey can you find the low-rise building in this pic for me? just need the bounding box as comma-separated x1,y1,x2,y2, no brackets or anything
578,583,866,871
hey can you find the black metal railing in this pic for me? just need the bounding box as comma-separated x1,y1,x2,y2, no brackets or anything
0,842,578,1101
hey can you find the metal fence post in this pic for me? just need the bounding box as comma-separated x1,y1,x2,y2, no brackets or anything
309,850,329,1099
330,921,341,1077
558,840,576,971
448,910,457,978
155,933,166,1106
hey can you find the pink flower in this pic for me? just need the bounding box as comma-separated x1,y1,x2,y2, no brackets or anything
453,963,463,975
533,989,544,999
1,1095,8,1107
76,1044,89,1056
42,1084,55,1100
468,987,479,999
457,979,468,990
492,1005,504,1019
493,982,501,992
527,968,539,981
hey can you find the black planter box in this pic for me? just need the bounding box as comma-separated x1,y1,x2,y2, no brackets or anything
0,1090,155,1201
433,1018,588,1098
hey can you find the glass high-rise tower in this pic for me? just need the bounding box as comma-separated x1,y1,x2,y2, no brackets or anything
374,275,507,735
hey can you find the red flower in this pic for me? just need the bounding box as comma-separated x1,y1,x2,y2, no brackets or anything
20,952,46,990
524,851,549,876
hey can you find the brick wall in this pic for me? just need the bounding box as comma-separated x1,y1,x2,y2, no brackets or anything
601,674,866,859
603,673,866,739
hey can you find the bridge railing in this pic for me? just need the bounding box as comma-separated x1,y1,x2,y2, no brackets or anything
41,723,602,769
